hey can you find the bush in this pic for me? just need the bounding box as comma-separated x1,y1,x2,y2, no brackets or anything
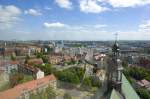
9,72,24,87
83,77,92,88
136,88,150,99
11,53,16,61
30,86,56,99
35,64,52,75
55,67,83,84
126,66,150,81
36,52,43,58
64,93,72,99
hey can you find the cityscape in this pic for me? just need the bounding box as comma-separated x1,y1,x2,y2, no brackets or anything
0,0,150,99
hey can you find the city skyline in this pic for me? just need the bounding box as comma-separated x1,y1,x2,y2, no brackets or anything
0,0,150,40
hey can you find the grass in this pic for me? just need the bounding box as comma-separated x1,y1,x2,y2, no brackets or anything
0,72,10,91
91,87,98,92
0,81,10,92
19,74,33,84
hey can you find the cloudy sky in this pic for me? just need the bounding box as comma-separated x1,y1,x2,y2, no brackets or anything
0,0,150,40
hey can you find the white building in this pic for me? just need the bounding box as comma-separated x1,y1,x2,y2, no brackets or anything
0,61,18,73
36,69,44,79
54,47,62,53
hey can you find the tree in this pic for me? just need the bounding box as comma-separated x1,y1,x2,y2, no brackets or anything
136,88,150,99
25,55,30,64
42,56,49,63
9,72,24,87
83,77,92,88
29,93,39,99
76,68,84,80
126,66,150,81
44,64,52,75
35,64,52,75
91,79,102,88
47,47,53,54
11,53,16,61
55,67,80,84
64,93,72,99
29,86,56,99
46,86,56,99
36,52,43,58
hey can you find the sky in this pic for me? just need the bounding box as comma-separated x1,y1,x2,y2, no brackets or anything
0,0,150,40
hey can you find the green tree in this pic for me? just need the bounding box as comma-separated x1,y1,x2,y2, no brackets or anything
64,93,72,99
29,86,56,99
47,47,53,54
11,53,16,61
91,79,101,88
83,77,92,88
36,52,43,58
55,69,80,84
25,55,30,64
9,72,24,87
29,93,39,99
46,86,56,99
35,64,52,75
42,56,49,63
126,66,150,81
136,88,150,99
76,68,84,80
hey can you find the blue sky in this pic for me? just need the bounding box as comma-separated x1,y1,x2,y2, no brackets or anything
0,0,150,40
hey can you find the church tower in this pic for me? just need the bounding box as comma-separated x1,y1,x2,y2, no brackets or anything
112,40,123,92
100,33,140,99
107,33,123,93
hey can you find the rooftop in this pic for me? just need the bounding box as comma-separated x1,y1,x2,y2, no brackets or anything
121,74,140,99
0,74,56,99
110,74,140,99
136,79,150,88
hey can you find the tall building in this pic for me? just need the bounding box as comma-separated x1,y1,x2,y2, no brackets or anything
107,41,123,93
104,40,140,99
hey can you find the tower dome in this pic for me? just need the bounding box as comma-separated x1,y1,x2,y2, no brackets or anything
112,42,120,53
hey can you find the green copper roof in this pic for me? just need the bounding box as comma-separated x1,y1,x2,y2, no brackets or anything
110,89,120,99
122,74,140,99
109,74,140,99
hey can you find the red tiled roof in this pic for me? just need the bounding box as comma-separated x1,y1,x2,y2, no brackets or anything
141,79,150,86
28,58,43,65
19,64,40,73
0,61,19,67
0,74,56,99
136,79,150,87
9,61,19,65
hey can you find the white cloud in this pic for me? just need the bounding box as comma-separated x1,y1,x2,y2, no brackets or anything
139,20,150,32
107,0,150,8
79,0,109,13
79,0,150,12
118,31,150,40
94,24,107,28
43,22,68,28
55,0,72,9
24,9,42,16
55,0,150,13
0,5,21,29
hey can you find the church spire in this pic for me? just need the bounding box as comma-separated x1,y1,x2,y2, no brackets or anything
112,32,123,93
112,33,119,54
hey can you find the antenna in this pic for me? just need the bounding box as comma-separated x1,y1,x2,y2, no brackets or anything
114,32,118,41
